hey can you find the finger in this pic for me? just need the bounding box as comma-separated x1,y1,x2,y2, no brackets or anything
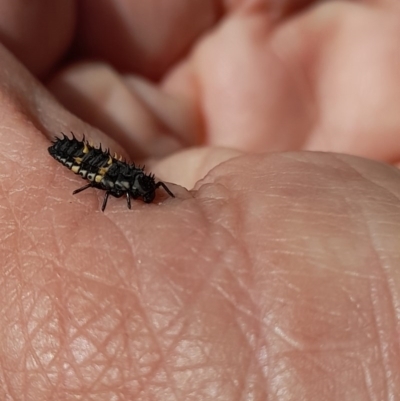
52,9,311,160
48,62,200,160
75,0,223,79
163,9,312,152
162,0,400,162
0,0,75,76
151,146,243,189
0,43,133,163
265,0,400,19
272,1,400,162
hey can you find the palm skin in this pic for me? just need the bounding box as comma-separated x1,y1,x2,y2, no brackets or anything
0,0,400,400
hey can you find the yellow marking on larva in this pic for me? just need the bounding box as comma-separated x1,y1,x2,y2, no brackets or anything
82,143,89,154
71,165,80,173
95,175,103,183
98,166,109,175
113,152,118,159
74,157,82,164
107,156,113,165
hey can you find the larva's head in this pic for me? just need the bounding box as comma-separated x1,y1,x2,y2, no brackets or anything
141,174,157,203
133,172,175,203
132,173,157,203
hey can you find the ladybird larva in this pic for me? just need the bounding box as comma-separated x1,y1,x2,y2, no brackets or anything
48,133,175,211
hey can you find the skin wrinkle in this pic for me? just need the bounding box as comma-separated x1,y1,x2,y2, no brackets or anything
43,279,67,382
35,272,87,390
231,155,390,394
334,161,400,399
135,287,183,401
83,318,129,396
273,294,372,351
159,294,218,390
359,360,377,401
368,280,394,401
211,277,269,398
98,218,140,288
347,177,399,399
19,285,50,392
26,296,60,392
194,171,272,397
62,287,121,391
0,369,10,401
50,282,86,391
119,310,138,398
122,215,219,399
213,187,269,393
335,157,400,314
63,210,150,290
84,304,127,383
152,193,252,396
0,171,32,394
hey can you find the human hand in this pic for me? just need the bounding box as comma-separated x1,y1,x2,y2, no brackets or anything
1,1,400,400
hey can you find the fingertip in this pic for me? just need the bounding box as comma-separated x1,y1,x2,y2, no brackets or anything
151,146,243,189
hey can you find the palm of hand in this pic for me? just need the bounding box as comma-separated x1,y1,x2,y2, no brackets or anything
1,1,400,399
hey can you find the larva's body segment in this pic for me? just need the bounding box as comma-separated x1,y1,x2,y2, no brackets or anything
48,134,175,211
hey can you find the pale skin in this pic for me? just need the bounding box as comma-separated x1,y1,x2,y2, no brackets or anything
1,0,400,399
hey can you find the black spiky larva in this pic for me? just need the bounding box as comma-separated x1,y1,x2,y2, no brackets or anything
48,133,175,211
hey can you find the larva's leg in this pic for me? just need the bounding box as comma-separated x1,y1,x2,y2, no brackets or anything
126,193,131,209
72,183,93,195
102,191,111,212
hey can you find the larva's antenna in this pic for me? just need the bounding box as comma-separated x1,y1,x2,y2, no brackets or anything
156,182,175,198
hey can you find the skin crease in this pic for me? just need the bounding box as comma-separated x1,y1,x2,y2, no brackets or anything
0,0,400,400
